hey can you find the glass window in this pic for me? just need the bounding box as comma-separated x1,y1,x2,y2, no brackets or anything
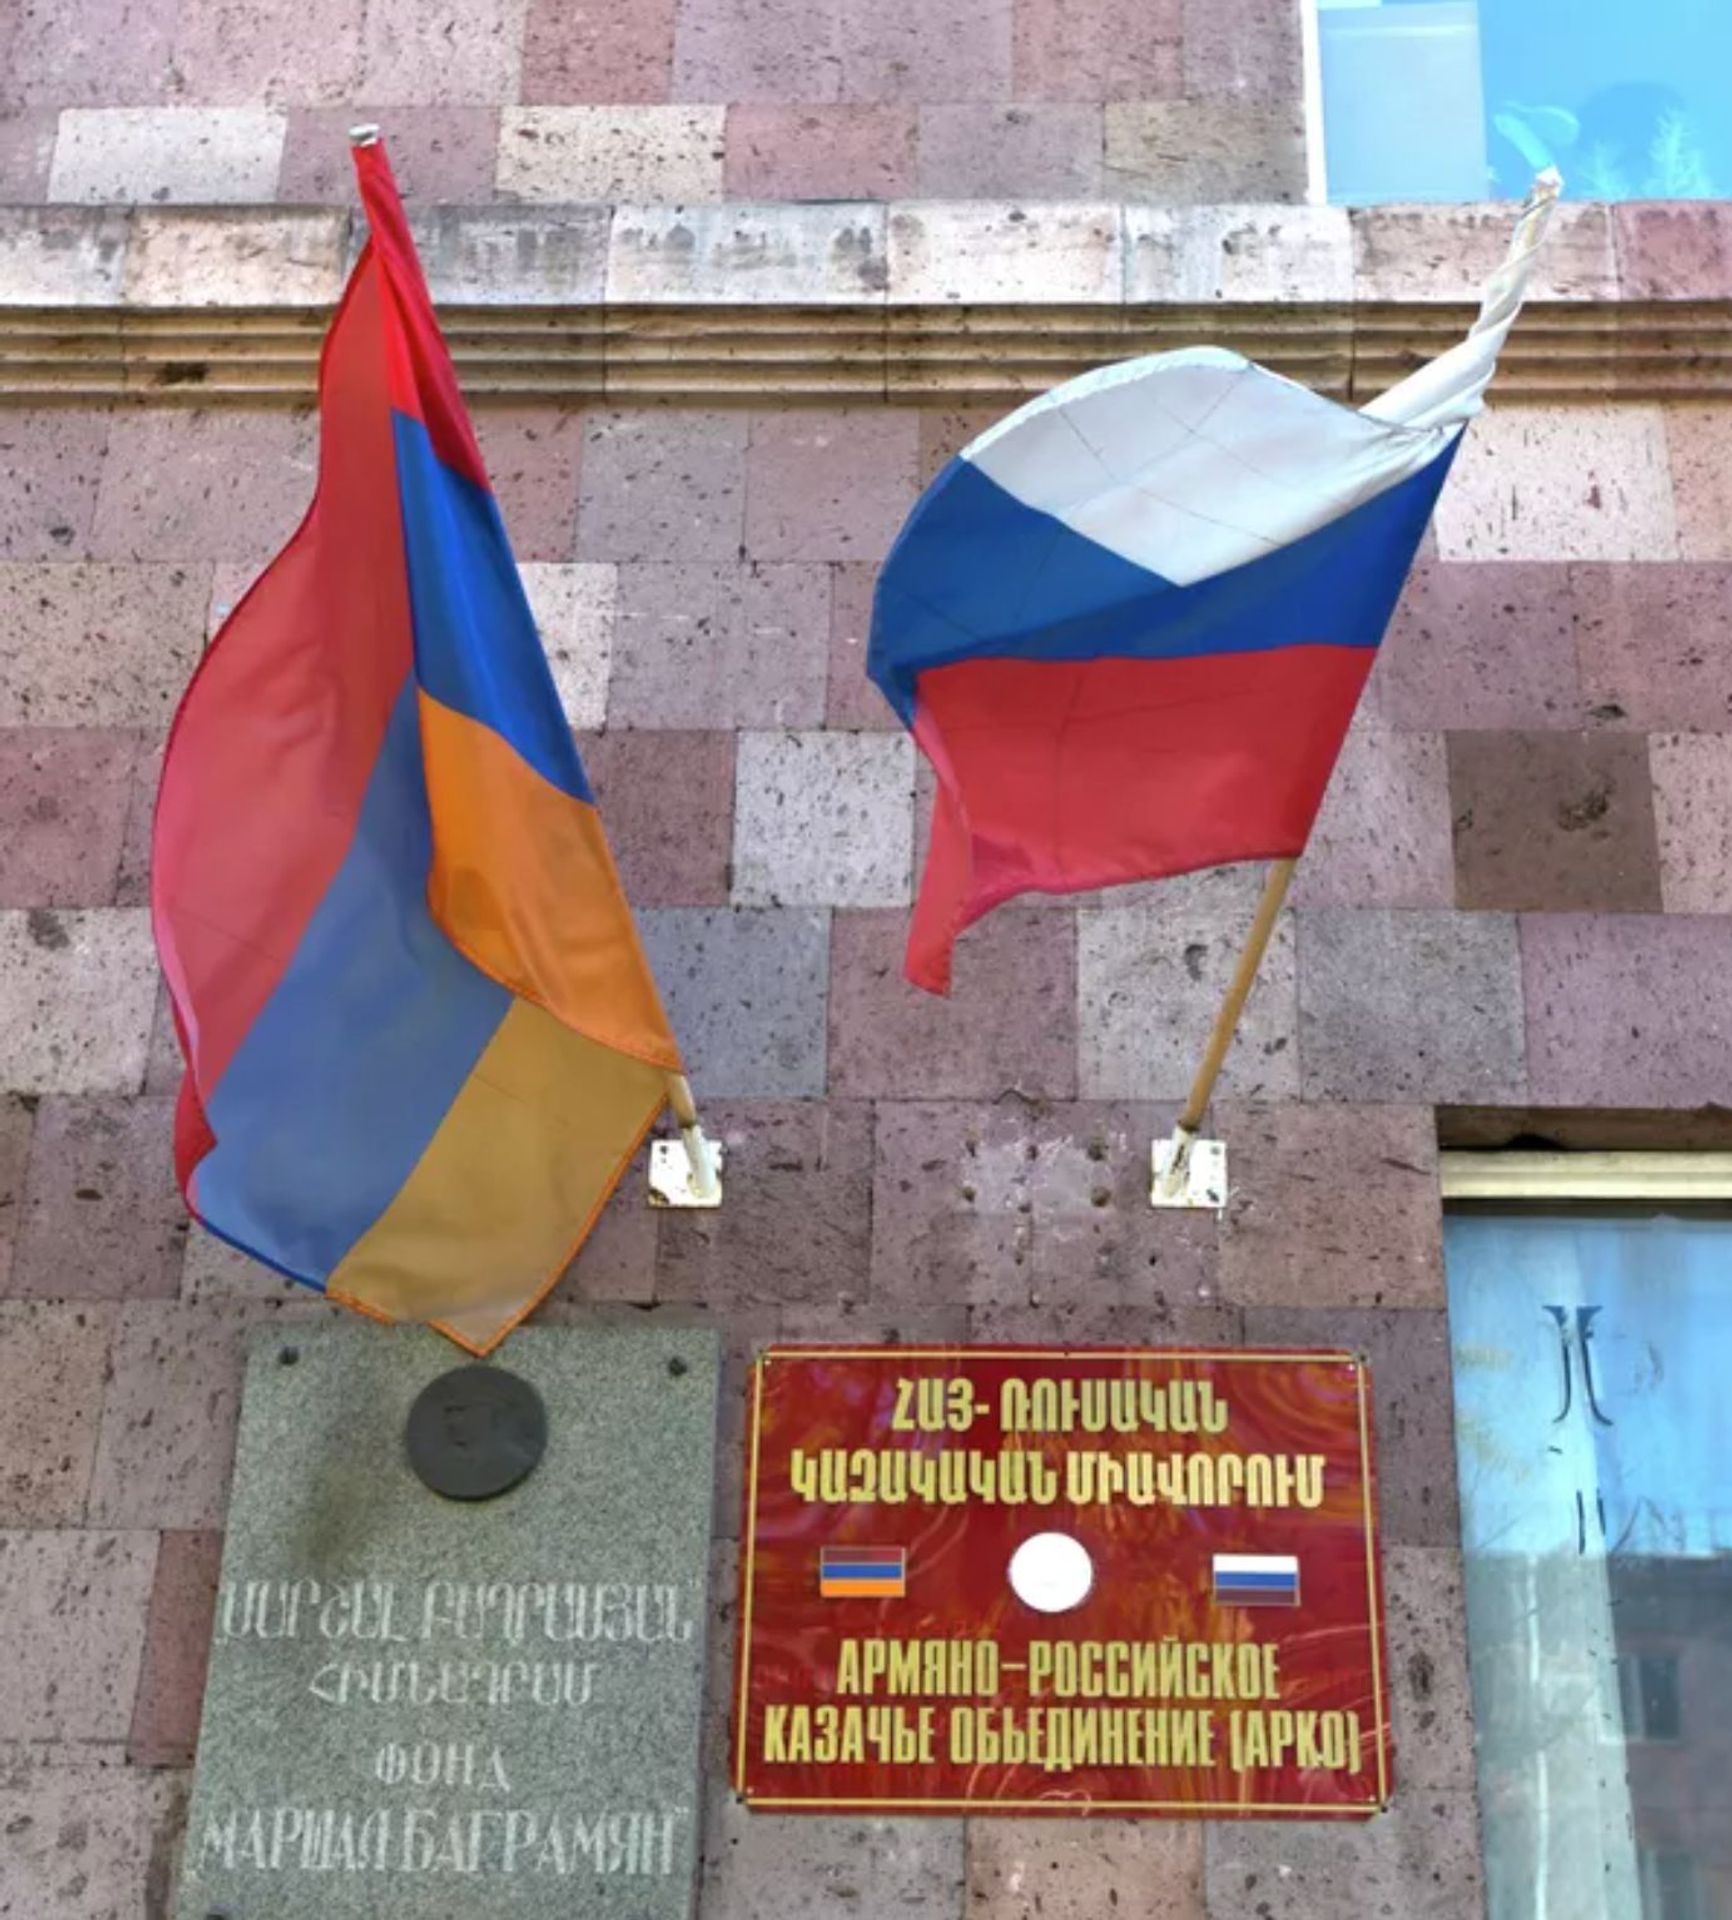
1314,0,1732,203
1445,1211,1732,1920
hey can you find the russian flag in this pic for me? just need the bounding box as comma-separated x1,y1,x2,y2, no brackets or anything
1213,1554,1301,1608
150,137,682,1355
870,178,1561,993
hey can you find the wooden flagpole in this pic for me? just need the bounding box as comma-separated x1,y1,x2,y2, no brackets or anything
665,1072,722,1202
1152,858,1297,1203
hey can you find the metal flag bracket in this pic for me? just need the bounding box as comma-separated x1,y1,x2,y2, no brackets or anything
649,1074,725,1209
1150,1128,1227,1213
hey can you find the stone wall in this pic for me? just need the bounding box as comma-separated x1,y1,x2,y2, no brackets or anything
2,0,1300,206
3,1,1732,1914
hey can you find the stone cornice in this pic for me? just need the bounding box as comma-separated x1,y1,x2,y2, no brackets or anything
0,201,1727,405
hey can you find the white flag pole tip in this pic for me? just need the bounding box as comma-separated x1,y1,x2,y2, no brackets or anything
349,123,381,148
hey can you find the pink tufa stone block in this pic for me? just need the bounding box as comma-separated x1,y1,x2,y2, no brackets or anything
8,1096,187,1302
169,0,366,108
1574,562,1732,732
916,104,1103,198
0,111,56,200
1448,731,1662,914
1431,406,1679,564
674,0,844,102
1077,866,1298,1101
0,1760,190,1912
829,907,1077,1098
724,105,916,200
1616,204,1732,302
870,1099,1215,1312
578,729,736,906
1012,0,1183,101
1664,407,1732,563
5,0,177,109
744,411,918,564
357,0,529,104
1214,1102,1444,1311
523,0,675,102
472,408,585,564
732,729,913,907
127,1527,223,1767
1372,562,1593,731
0,729,140,909
539,1177,659,1307
1651,734,1732,914
1298,908,1527,1104
970,1821,1204,1918
1383,1547,1478,1795
1291,720,1453,910
837,0,1013,102
609,562,829,729
1105,100,1304,203
0,410,111,560
0,1302,110,1524
113,734,164,911
143,975,183,1097
278,107,500,203
0,1531,158,1741
1524,914,1732,1107
578,410,747,564
92,410,318,565
86,1303,255,1529
826,562,898,731
1181,0,1301,101
656,1100,874,1306
0,1095,32,1292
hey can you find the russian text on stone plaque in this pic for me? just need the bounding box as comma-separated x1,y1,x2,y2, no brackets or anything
736,1345,1390,1817
178,1323,718,1917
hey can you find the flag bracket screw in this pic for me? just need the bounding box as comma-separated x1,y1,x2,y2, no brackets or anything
649,1138,726,1209
1150,1133,1227,1213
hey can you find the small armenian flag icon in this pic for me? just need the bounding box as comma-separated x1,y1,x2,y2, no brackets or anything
819,1546,907,1599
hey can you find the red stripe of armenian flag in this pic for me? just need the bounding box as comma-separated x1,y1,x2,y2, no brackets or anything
149,136,681,1356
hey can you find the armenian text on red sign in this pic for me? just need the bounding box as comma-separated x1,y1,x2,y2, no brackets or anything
735,1347,1391,1817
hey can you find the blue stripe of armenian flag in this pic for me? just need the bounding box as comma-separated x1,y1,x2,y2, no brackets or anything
819,1547,908,1599
150,136,682,1356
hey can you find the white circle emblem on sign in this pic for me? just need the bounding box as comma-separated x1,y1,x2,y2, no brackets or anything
1008,1532,1094,1614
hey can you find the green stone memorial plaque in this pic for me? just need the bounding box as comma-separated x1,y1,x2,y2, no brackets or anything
176,1323,718,1920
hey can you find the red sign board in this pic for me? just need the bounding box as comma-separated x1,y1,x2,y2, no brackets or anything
734,1346,1391,1817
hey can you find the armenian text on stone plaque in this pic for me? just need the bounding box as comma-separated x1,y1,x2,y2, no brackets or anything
178,1323,718,1918
736,1345,1389,1817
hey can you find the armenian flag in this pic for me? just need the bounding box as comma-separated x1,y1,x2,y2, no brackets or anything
819,1547,908,1599
150,135,681,1355
870,175,1561,993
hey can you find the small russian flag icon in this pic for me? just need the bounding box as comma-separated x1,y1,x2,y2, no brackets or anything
819,1546,907,1599
1213,1554,1300,1607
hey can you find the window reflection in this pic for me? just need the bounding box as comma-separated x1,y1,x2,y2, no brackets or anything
1316,0,1732,202
1446,1213,1732,1919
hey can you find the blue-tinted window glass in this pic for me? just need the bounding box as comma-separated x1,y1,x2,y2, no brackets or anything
1318,0,1732,203
1446,1212,1732,1920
